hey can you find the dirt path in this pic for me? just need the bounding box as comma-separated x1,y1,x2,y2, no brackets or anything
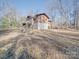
0,32,20,41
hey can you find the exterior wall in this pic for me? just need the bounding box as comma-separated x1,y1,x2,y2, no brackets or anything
34,15,48,23
33,23,48,29
33,14,49,30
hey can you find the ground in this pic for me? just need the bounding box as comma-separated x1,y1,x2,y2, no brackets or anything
0,29,79,59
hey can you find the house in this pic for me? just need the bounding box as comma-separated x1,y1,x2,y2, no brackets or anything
33,13,49,29
25,13,53,30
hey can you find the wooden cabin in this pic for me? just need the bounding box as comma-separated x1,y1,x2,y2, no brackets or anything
33,13,49,29
25,13,53,30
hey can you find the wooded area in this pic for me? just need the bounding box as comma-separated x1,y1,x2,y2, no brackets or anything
0,0,79,30
47,0,79,30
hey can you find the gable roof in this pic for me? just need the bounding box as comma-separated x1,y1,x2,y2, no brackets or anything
35,13,49,19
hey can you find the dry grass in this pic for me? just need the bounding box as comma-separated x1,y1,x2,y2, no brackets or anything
0,30,79,59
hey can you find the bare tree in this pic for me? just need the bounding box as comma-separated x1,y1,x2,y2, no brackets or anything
0,0,10,17
73,0,79,29
46,0,70,29
0,0,21,29
46,0,59,29
57,0,70,29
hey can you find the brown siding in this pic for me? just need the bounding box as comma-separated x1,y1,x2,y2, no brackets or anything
34,15,48,23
